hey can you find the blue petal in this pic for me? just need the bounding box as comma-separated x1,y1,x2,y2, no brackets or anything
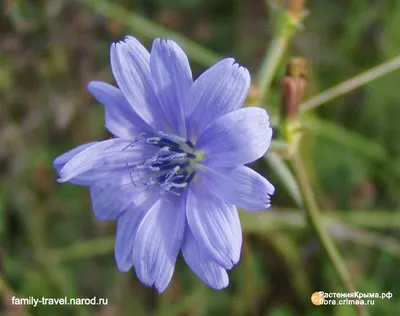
186,180,242,269
199,165,275,211
58,139,144,183
110,36,169,131
69,169,124,187
87,81,152,138
187,58,250,138
89,171,150,220
114,192,157,272
53,142,98,174
182,227,229,290
133,195,186,293
196,107,272,167
53,142,119,186
150,39,192,136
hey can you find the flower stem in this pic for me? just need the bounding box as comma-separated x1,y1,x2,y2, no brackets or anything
290,153,368,316
257,1,308,104
257,36,291,104
300,55,400,112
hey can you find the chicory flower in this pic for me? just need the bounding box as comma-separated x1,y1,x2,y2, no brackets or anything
53,36,274,293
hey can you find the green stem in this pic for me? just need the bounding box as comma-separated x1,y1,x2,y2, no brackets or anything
48,237,115,263
257,2,307,104
257,36,291,104
264,152,303,207
301,55,400,112
290,153,368,316
269,140,289,153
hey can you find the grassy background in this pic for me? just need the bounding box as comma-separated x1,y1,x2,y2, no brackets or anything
1,0,400,315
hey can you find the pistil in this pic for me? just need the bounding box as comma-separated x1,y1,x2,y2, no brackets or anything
126,131,198,196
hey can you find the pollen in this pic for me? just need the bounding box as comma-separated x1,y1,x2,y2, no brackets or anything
194,151,205,161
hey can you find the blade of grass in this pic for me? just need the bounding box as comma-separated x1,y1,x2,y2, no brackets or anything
241,209,400,231
47,237,115,263
83,0,220,67
23,198,91,316
264,152,302,207
304,115,400,179
327,225,400,259
330,210,400,230
266,233,312,300
303,116,388,163
301,55,400,112
47,209,400,264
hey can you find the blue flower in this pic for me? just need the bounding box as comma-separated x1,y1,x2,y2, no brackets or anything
53,36,274,292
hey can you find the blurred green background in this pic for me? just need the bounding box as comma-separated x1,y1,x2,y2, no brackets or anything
1,0,400,315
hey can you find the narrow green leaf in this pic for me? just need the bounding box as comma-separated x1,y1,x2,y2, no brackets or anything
83,0,220,67
264,152,303,207
303,115,388,163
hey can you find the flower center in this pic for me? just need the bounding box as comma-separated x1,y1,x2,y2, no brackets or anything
125,131,198,196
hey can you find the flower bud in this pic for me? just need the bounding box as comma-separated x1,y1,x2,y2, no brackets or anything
280,57,307,122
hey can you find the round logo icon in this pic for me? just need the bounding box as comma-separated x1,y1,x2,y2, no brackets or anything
311,291,324,305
